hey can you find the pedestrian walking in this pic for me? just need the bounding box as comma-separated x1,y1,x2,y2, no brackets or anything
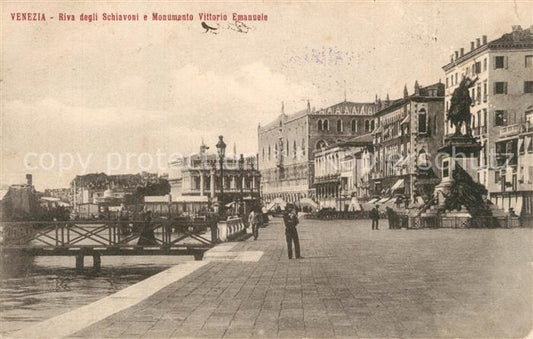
283,205,301,259
138,210,157,245
370,204,380,230
248,208,260,240
386,206,395,229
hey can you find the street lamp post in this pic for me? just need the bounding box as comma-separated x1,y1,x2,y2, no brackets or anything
238,154,244,216
338,181,342,212
249,160,254,198
216,136,226,219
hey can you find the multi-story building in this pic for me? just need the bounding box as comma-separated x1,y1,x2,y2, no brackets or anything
258,100,377,204
71,172,160,205
168,142,260,203
442,25,533,217
313,134,373,210
370,82,445,202
43,188,72,204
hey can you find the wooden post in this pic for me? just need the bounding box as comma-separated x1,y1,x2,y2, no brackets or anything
75,254,84,272
93,253,101,271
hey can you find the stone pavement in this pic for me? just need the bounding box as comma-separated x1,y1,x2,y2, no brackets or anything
71,218,532,338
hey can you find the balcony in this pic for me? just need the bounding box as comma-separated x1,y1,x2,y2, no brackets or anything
499,124,520,137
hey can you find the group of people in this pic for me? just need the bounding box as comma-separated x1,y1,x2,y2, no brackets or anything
369,204,404,230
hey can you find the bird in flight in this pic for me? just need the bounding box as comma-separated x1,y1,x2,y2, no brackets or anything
201,22,218,34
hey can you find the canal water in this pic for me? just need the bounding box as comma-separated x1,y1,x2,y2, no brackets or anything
0,255,192,335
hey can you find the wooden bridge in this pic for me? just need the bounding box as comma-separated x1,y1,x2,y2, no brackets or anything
0,219,218,271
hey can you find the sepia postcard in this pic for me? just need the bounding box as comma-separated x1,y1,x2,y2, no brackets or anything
1,1,532,338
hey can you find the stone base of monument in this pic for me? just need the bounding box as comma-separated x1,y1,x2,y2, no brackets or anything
441,210,472,228
434,135,482,209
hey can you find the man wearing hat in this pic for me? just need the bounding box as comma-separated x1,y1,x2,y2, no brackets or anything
283,204,301,259
370,204,380,230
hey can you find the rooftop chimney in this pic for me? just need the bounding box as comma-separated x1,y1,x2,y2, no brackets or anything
512,25,523,41
455,51,459,59
470,41,475,50
482,35,487,44
26,174,32,186
476,38,481,48
460,48,464,57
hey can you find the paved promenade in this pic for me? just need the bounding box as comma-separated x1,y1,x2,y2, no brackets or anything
66,218,531,338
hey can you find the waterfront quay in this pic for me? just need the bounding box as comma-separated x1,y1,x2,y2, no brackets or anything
17,218,533,338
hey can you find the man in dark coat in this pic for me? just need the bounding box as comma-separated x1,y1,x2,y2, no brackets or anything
283,205,301,259
370,205,380,230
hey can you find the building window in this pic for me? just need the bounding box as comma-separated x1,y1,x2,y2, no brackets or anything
323,119,329,131
446,77,449,88
483,81,487,101
301,139,306,156
418,109,427,133
337,119,343,132
286,140,289,157
494,56,506,69
268,146,271,160
525,55,533,68
483,58,487,71
351,119,357,132
318,120,323,131
495,110,507,127
475,61,481,74
370,120,375,131
365,120,370,132
293,141,297,159
262,148,264,160
493,82,507,95
443,160,449,178
524,81,533,94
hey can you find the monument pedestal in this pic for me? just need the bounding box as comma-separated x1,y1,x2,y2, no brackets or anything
434,135,482,208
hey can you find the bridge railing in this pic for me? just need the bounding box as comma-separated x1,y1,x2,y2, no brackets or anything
0,219,217,249
215,217,246,242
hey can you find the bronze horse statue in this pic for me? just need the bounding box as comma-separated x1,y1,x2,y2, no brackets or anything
447,76,478,136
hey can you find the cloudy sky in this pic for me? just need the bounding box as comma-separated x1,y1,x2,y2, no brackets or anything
1,1,531,189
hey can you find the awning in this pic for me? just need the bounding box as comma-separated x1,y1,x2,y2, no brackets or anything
371,125,383,135
518,137,524,154
348,197,362,211
266,198,287,211
377,197,391,204
172,195,208,203
394,156,406,168
390,179,405,192
299,198,319,210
